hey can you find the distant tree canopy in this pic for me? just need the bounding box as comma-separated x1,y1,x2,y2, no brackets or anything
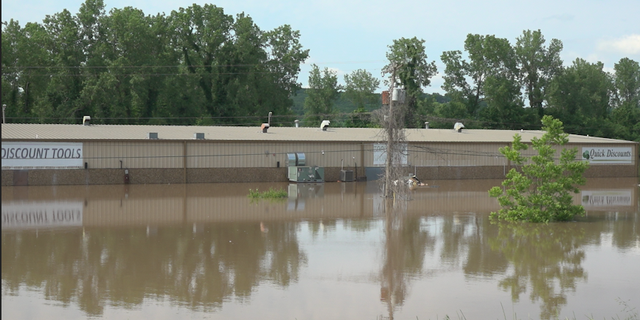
435,30,639,142
2,4,639,141
1,0,309,126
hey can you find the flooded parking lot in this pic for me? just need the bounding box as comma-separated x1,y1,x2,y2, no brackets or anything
2,178,639,319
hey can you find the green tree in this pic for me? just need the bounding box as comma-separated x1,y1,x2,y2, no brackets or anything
1,20,52,122
441,34,517,119
303,64,340,126
606,58,640,141
383,37,437,127
37,9,85,123
170,5,308,124
489,116,589,223
343,69,380,110
515,30,563,117
480,75,526,129
342,69,379,128
170,4,233,119
547,58,613,135
263,24,310,117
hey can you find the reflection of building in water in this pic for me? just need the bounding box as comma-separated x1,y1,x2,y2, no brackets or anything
2,179,638,319
581,190,633,210
287,183,324,212
2,201,83,231
1,178,637,230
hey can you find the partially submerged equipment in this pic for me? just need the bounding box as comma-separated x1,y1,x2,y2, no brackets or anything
286,152,324,183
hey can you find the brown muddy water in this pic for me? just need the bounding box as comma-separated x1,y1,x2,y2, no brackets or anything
2,178,639,320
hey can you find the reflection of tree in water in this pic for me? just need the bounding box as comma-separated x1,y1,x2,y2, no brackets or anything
602,211,639,250
1,222,306,316
380,201,434,320
307,219,337,238
463,216,509,277
489,222,588,320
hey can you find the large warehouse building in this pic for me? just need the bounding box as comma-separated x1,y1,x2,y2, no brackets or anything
1,123,637,186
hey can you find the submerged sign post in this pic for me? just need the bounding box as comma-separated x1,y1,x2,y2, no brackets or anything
1,142,83,168
581,147,632,164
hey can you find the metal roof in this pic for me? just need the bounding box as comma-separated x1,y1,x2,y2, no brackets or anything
0,123,633,144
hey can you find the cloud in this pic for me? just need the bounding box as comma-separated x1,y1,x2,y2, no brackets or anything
597,34,640,55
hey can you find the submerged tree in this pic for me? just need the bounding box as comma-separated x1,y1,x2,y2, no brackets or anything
489,116,589,222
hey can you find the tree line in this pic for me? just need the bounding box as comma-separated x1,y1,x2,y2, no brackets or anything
306,34,639,142
3,1,639,141
2,0,308,126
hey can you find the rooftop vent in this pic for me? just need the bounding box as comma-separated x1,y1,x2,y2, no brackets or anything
194,132,205,140
261,123,270,133
454,122,464,133
321,120,330,131
82,116,91,126
295,119,299,128
425,121,429,129
148,132,158,139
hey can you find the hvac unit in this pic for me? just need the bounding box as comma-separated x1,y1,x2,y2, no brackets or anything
288,166,324,183
296,152,306,166
340,170,354,182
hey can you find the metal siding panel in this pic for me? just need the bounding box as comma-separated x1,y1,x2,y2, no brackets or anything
84,142,183,169
79,140,638,170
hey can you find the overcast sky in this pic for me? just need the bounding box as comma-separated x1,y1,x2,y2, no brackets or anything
3,0,639,93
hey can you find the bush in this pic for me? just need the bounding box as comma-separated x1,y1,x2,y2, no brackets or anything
489,116,589,222
248,187,288,200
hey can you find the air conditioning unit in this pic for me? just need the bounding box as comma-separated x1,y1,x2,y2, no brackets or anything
340,170,354,182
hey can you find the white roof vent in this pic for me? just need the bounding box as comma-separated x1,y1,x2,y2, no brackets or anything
261,123,270,133
321,120,330,131
82,116,91,126
454,122,464,133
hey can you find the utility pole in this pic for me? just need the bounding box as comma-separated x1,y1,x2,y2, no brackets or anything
384,66,396,198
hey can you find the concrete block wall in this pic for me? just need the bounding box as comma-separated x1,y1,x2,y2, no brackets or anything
1,163,637,186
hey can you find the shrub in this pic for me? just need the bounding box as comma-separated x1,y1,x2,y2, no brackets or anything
489,116,589,222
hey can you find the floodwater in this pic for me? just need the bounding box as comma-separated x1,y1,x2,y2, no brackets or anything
2,178,639,320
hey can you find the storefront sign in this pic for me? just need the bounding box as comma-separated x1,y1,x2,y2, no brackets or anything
1,142,83,168
581,147,632,164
